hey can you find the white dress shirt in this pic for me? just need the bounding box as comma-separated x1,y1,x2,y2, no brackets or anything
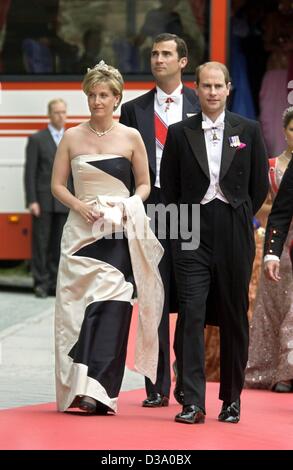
264,254,280,262
154,84,183,188
48,124,64,146
201,111,228,205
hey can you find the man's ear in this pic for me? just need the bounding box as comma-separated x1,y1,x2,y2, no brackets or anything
194,81,199,95
227,81,232,95
180,57,188,69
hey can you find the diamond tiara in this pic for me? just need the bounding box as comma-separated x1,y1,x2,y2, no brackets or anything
87,60,121,79
283,106,293,118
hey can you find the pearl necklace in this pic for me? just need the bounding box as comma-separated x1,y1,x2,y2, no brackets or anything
88,121,115,137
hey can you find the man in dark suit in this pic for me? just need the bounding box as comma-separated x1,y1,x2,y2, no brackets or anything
264,156,293,280
160,61,268,424
120,33,200,407
24,98,69,298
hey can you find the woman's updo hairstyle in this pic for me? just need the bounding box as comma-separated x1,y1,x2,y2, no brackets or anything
82,60,124,109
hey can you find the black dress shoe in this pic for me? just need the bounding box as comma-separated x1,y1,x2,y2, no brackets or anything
34,286,48,298
95,401,113,415
142,393,169,407
79,397,111,415
175,404,205,424
79,396,97,413
218,398,240,423
173,386,184,405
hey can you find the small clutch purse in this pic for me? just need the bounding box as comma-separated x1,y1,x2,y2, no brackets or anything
95,195,123,225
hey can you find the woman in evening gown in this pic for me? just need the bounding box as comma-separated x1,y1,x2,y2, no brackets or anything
245,107,293,392
51,61,164,414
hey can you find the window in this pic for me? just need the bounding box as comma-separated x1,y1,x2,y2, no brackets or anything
0,0,209,75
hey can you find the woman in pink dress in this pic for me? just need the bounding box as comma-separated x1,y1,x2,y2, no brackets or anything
245,106,293,392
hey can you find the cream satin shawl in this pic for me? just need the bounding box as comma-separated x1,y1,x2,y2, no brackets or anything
92,194,164,384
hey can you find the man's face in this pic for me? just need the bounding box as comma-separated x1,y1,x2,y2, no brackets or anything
195,66,230,119
151,40,187,82
49,102,67,130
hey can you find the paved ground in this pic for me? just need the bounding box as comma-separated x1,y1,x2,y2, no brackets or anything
0,284,143,410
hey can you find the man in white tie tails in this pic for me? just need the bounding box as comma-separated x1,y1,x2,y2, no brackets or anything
120,33,200,407
160,62,268,424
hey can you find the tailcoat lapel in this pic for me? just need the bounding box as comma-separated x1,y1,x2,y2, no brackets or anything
220,112,244,180
182,86,197,119
184,111,245,181
184,114,210,179
134,89,156,175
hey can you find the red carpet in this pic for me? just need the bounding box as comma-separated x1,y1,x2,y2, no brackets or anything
0,384,292,450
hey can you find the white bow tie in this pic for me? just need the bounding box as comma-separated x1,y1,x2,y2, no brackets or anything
157,94,181,107
201,121,225,131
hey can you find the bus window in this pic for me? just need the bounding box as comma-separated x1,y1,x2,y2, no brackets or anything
0,0,210,75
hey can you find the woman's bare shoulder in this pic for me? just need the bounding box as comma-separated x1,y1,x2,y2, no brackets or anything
117,122,140,138
64,122,88,137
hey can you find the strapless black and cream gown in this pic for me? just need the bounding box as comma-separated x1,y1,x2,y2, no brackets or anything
55,154,137,412
55,154,164,413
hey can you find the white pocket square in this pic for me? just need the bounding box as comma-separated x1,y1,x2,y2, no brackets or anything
186,113,197,118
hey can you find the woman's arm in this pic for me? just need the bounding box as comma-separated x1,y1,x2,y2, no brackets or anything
51,132,100,223
130,129,150,202
264,159,293,281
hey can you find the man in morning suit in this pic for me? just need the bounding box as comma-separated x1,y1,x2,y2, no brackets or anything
160,62,268,423
264,155,293,281
120,33,200,407
24,98,69,298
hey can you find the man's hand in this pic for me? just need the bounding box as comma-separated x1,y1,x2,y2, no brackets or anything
29,202,41,217
264,260,281,281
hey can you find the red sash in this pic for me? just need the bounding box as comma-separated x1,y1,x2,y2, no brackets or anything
154,112,168,149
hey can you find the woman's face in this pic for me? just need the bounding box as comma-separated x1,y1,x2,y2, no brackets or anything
284,118,293,151
87,82,119,118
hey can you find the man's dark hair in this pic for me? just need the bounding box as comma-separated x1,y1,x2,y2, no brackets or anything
153,33,188,60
